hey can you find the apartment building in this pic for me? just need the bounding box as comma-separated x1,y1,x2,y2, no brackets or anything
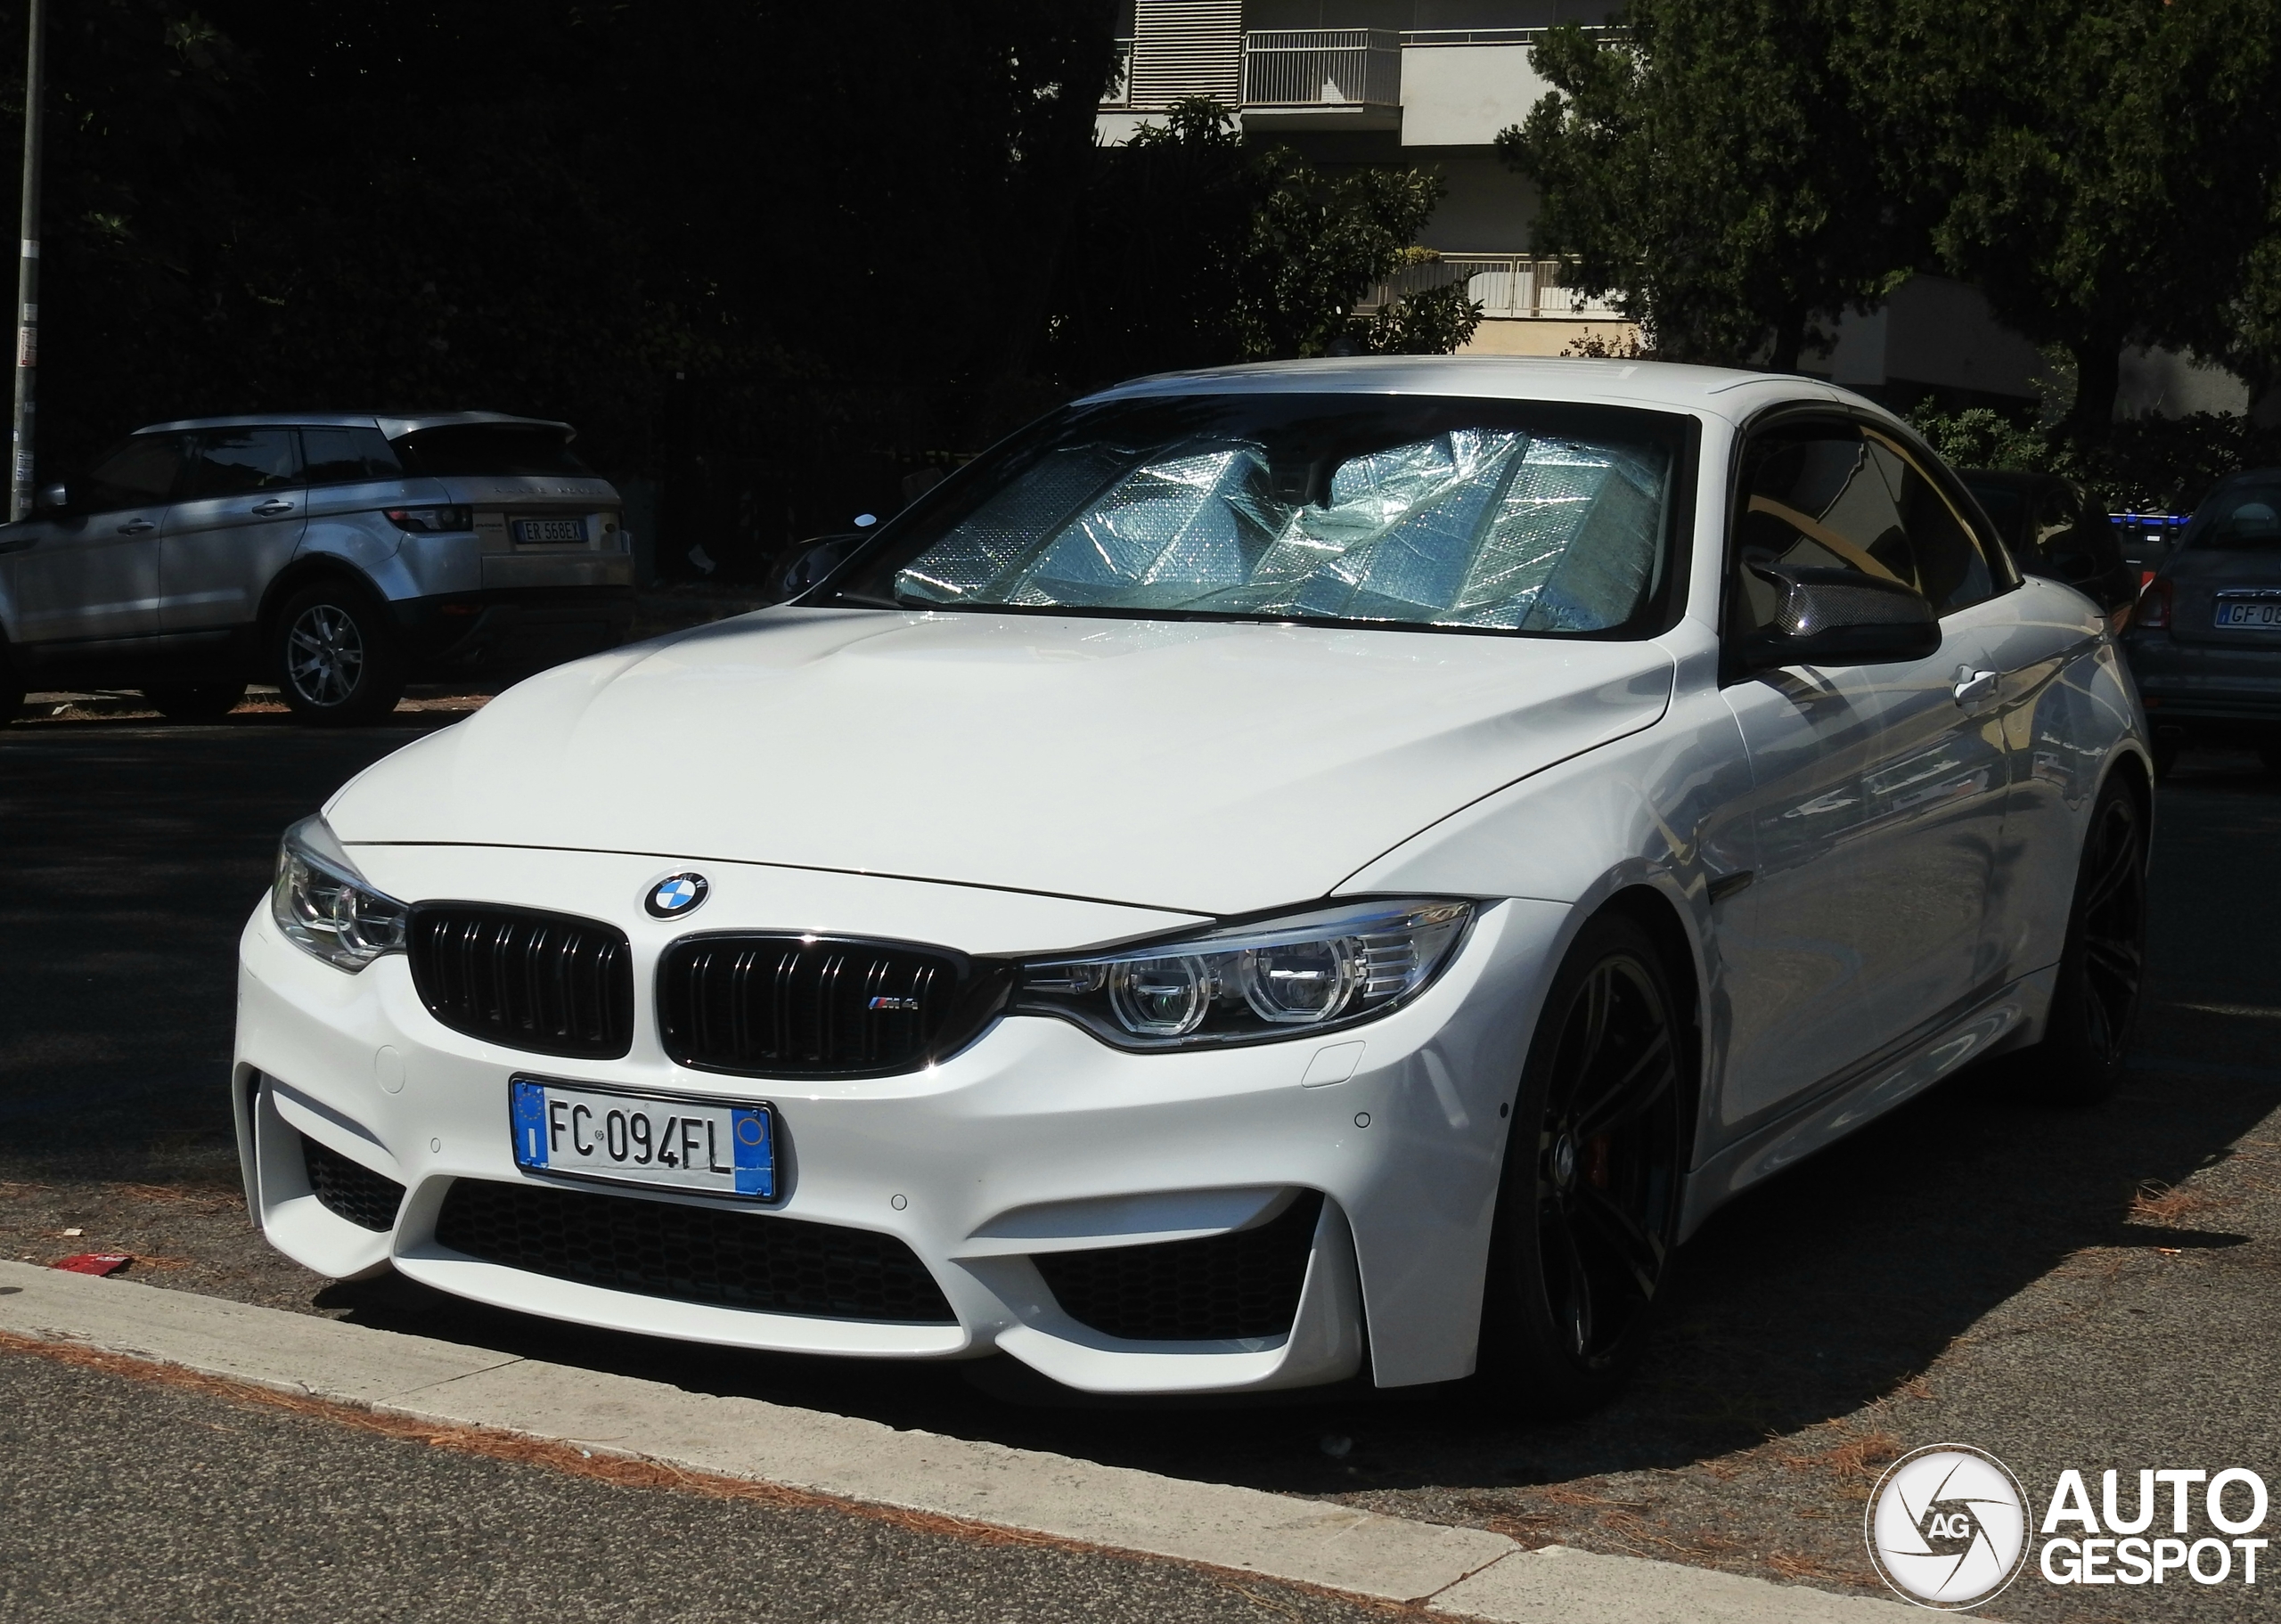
1099,1,2068,412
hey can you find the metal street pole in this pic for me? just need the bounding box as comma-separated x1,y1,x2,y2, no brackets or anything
10,0,42,521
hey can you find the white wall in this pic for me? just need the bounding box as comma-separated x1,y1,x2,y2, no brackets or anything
1408,153,1537,252
1820,275,2048,403
2117,347,2252,420
1399,42,1550,147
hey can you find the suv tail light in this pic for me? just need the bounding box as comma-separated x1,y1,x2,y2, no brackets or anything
385,505,472,534
2135,576,2172,629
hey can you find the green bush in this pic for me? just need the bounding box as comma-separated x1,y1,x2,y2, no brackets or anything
1911,404,2281,515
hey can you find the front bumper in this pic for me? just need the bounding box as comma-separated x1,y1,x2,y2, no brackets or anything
233,845,1561,1393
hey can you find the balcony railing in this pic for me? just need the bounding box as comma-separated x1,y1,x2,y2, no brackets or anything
1359,255,1628,322
1242,29,1401,109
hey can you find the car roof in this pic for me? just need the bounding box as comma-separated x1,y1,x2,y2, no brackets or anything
134,409,575,438
1075,355,1896,429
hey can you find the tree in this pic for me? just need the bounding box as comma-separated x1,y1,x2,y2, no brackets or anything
1855,0,2281,445
1046,100,1472,387
1499,3,1917,371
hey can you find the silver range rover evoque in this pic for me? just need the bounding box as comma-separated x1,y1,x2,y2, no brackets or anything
0,411,634,724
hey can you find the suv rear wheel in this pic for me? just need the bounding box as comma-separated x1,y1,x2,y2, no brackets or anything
273,583,403,726
143,683,246,723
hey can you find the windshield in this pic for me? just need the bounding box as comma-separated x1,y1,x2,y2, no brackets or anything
830,394,1685,636
2185,476,2281,551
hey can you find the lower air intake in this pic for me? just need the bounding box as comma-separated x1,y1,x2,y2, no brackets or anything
300,1133,405,1233
1034,1190,1324,1342
433,1178,957,1324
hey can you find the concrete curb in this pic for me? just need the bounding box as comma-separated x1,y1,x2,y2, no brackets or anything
0,1260,1917,1620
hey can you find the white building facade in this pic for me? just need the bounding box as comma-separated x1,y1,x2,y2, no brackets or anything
1098,1,2108,414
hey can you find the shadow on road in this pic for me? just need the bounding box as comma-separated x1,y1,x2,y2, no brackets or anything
5,722,2277,1502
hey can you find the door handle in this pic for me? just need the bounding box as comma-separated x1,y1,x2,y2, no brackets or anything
1952,667,2000,708
115,518,157,535
250,498,296,516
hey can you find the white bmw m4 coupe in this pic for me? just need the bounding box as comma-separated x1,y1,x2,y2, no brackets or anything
234,358,2151,1409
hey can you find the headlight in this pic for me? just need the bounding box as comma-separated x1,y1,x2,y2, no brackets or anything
271,814,409,971
1012,898,1474,1049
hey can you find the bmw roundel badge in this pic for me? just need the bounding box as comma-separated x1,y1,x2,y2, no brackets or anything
645,872,709,918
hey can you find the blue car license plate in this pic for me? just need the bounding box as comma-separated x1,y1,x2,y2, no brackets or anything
510,1077,774,1200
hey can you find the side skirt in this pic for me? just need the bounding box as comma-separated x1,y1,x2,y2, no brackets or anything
1678,964,2058,1241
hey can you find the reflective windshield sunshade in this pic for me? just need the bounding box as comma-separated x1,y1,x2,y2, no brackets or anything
862,396,1688,638
837,394,1684,637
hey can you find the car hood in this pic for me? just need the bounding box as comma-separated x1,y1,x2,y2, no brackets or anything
328,608,1675,916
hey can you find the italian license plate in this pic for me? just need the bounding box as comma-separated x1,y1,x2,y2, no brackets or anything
512,517,585,545
2216,598,2281,628
510,1078,775,1199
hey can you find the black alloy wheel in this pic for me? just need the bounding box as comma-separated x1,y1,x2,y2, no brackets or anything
272,583,404,726
143,682,246,723
2020,773,2148,1104
1483,910,1687,1415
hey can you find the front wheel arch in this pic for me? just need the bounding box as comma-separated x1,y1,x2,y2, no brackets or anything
1477,899,1696,1415
255,559,391,665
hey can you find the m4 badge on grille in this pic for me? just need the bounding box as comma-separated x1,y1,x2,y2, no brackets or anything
645,872,709,918
869,996,920,1011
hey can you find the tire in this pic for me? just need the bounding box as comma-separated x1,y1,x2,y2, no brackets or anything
271,583,403,726
143,682,246,723
1480,910,1688,1416
2015,773,2149,1105
0,673,21,724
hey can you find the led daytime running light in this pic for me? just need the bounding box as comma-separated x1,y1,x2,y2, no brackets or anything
271,814,410,971
1012,899,1473,1050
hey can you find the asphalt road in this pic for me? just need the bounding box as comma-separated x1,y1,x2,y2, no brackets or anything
4,708,2279,1620
0,1346,1386,1624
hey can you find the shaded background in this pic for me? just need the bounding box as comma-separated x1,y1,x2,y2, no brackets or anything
0,1,1120,578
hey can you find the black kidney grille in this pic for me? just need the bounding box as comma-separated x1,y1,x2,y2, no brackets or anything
1033,1190,1324,1342
409,905,633,1059
659,934,978,1076
434,1177,957,1324
300,1133,405,1233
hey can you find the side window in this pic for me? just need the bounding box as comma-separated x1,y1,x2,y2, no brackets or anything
185,428,302,498
81,434,186,513
1732,421,1993,636
300,426,404,485
1733,424,1913,635
1878,432,1994,612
